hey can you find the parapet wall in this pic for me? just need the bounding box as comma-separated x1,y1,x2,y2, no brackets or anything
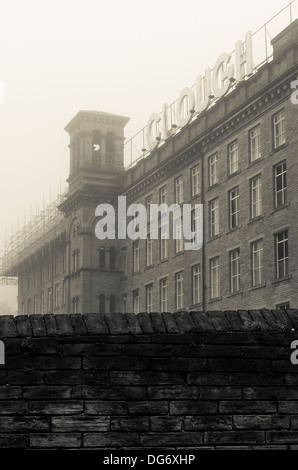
0,310,298,450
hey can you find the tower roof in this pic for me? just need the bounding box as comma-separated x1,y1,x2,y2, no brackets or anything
64,110,130,133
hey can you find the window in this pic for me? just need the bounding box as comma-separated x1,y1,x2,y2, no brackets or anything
55,253,60,276
133,240,139,272
146,284,153,313
146,194,153,223
122,247,127,275
92,129,101,165
99,247,105,269
274,162,287,208
210,257,220,299
209,153,218,187
122,294,127,314
33,268,37,287
251,240,263,287
160,224,168,260
230,249,240,293
276,302,290,310
41,265,46,285
276,231,289,279
34,295,38,314
28,298,32,314
175,177,183,204
229,187,240,228
21,301,25,315
174,216,183,253
191,165,200,197
62,280,67,306
146,235,153,266
251,175,262,218
54,283,60,309
175,272,183,310
73,250,79,273
48,258,52,280
209,198,219,238
110,295,116,314
73,296,79,314
191,208,201,240
110,247,116,269
99,294,105,314
63,250,66,272
106,132,114,157
192,265,201,305
228,140,239,175
160,278,168,312
47,287,52,312
133,289,139,314
40,291,45,314
273,110,286,149
159,185,167,210
249,125,261,162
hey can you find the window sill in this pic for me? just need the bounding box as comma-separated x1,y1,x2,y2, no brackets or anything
227,290,243,298
247,214,265,225
248,156,263,167
227,169,241,180
191,303,203,309
249,283,266,292
271,202,290,214
158,258,169,265
271,141,288,154
131,271,141,277
272,274,292,285
144,265,154,271
208,234,221,243
209,296,222,304
173,251,185,258
226,224,242,235
207,182,220,192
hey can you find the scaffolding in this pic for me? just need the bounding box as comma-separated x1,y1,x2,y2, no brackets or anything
0,190,69,283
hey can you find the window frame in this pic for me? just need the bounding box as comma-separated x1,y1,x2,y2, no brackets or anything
275,230,289,279
228,140,239,176
251,239,263,287
273,109,286,150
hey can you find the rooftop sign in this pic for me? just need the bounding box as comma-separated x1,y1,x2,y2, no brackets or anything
146,32,254,150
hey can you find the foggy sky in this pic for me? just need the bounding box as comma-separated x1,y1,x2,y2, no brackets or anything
0,0,296,310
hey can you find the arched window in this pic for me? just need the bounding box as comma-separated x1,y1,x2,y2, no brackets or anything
99,247,105,269
92,130,101,164
106,132,114,157
110,247,116,269
110,295,116,314
99,294,105,314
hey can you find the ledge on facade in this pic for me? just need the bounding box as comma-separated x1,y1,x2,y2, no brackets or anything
0,309,297,338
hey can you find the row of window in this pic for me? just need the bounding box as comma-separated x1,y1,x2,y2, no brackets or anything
141,110,286,209
130,269,199,314
209,160,287,237
209,230,289,300
208,109,285,185
21,281,67,314
128,229,289,312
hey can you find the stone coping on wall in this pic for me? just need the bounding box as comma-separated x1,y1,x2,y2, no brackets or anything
0,310,297,338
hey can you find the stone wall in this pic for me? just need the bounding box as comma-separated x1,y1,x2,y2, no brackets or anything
0,310,298,449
